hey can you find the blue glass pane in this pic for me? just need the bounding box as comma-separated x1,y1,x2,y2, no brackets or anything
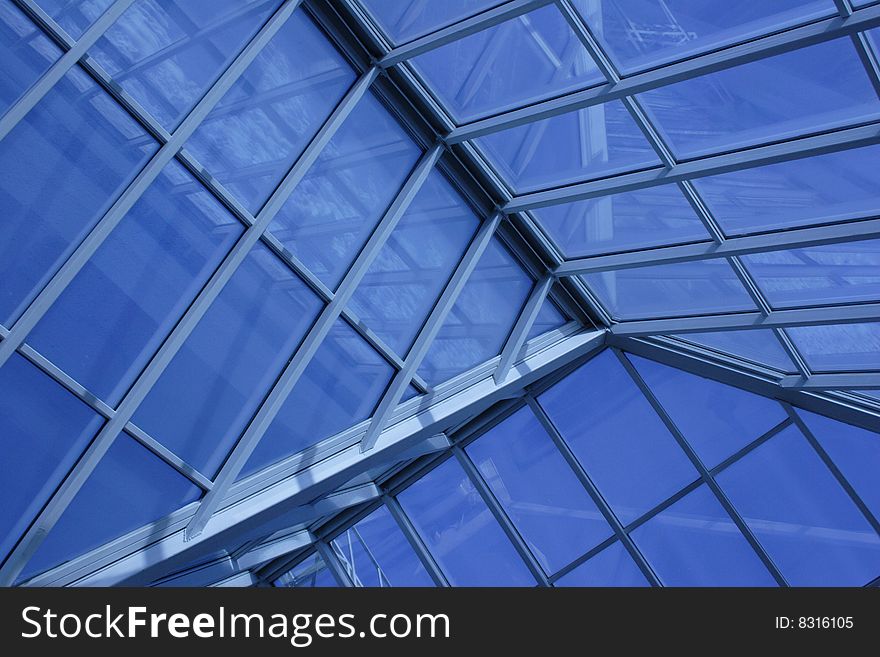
787,323,880,372
34,0,114,39
267,91,420,290
275,553,337,587
331,505,434,586
632,485,777,586
411,5,603,123
539,350,698,524
348,171,477,355
475,100,662,193
417,238,532,385
743,241,880,310
0,354,103,564
672,330,797,373
799,409,880,522
185,11,355,213
630,354,788,468
397,457,535,586
0,65,157,326
360,0,502,44
717,424,880,586
534,185,710,257
582,258,756,320
88,0,277,130
467,406,612,574
0,0,61,116
638,39,880,159
133,244,322,478
21,433,201,581
694,145,880,236
526,297,566,341
554,542,649,587
242,320,394,477
28,161,242,406
574,0,836,75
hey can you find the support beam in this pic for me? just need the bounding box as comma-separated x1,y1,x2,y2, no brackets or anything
780,372,880,390
494,276,554,383
236,530,313,572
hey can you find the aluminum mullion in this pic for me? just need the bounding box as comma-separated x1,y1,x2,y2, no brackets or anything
314,539,354,587
358,212,502,452
494,275,554,383
0,0,305,371
383,495,449,587
780,372,880,389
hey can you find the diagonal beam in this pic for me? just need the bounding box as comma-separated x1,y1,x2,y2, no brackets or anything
494,275,554,383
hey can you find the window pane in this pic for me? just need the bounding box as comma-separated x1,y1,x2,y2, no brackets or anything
0,0,61,115
331,505,434,587
185,10,355,214
534,185,710,257
526,297,566,341
417,238,532,385
411,4,603,123
786,323,880,372
630,354,788,468
743,241,880,310
637,39,880,159
671,330,798,373
0,354,103,564
0,65,157,326
632,485,777,586
28,161,242,406
274,553,338,587
348,170,478,355
538,350,698,524
20,433,201,581
34,0,114,39
574,0,836,75
466,406,612,574
799,409,880,522
582,258,756,320
554,542,649,587
267,91,421,290
133,244,323,478
693,145,880,236
475,100,661,193
397,457,535,586
89,0,278,130
717,424,880,586
241,320,394,477
360,0,502,45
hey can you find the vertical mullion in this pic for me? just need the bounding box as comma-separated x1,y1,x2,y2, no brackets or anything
314,540,354,587
383,495,449,587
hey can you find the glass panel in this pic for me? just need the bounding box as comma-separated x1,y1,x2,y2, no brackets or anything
693,145,880,236
717,424,880,586
554,541,649,587
34,0,114,39
574,0,836,75
88,0,277,130
0,0,61,116
0,65,157,326
538,350,698,524
359,0,502,45
417,238,532,386
267,91,421,290
671,330,798,373
21,433,202,581
743,241,880,310
630,354,788,468
348,170,478,355
631,485,777,586
799,409,880,522
467,406,612,574
410,4,603,123
637,39,880,159
241,320,394,477
185,10,355,214
526,297,566,341
274,553,338,587
331,505,434,586
28,161,242,406
475,100,662,193
0,354,103,564
534,185,710,257
133,244,323,478
397,457,535,586
582,258,756,320
786,323,880,372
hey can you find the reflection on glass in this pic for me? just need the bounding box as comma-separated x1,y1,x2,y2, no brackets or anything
786,323,880,372
671,330,797,373
274,553,338,587
34,0,114,39
554,541,649,587
0,0,61,115
360,0,502,45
